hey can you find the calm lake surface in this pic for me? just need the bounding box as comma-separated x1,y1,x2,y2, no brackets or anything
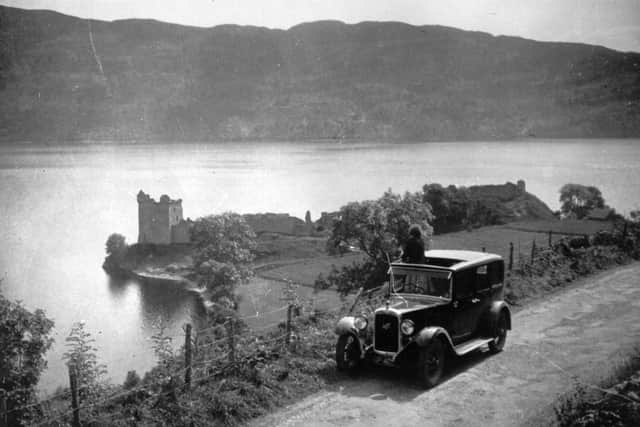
1,139,639,392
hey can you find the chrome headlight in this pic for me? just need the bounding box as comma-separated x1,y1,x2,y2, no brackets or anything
354,316,368,331
400,319,415,336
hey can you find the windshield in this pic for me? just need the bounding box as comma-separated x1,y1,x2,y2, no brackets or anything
391,268,452,299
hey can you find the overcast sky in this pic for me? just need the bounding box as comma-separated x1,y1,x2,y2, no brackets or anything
2,0,639,52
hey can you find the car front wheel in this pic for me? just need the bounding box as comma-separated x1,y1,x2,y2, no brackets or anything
419,339,445,388
488,311,508,353
336,334,361,373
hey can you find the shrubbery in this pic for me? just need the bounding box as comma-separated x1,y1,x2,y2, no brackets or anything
559,184,606,219
102,233,129,275
190,213,257,308
62,322,108,403
0,293,54,426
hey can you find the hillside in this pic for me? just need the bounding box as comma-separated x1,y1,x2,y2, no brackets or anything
467,180,555,223
1,6,639,142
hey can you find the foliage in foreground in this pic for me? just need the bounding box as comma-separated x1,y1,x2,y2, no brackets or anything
554,352,640,427
43,306,341,427
63,321,108,403
0,292,54,426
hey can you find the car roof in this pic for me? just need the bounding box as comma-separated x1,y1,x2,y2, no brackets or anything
391,249,503,272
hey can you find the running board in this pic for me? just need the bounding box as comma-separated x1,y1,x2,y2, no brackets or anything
453,338,493,356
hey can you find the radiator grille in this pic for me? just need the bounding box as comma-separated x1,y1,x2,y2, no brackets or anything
374,313,399,352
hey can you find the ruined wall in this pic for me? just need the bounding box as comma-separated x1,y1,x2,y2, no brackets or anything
469,182,520,202
171,220,192,244
137,191,188,244
243,213,313,236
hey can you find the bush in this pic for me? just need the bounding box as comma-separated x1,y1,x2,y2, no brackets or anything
0,293,54,425
62,321,107,403
123,370,141,389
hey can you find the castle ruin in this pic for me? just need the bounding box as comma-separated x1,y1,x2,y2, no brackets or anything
137,190,191,244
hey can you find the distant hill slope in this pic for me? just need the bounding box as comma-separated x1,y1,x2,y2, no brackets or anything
1,6,639,142
467,181,556,224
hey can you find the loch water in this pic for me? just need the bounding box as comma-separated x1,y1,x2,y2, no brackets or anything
1,139,639,392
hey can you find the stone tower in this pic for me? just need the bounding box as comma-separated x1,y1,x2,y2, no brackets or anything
137,190,190,244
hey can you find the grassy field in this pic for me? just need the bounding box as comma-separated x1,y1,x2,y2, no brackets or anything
257,220,617,286
502,219,616,235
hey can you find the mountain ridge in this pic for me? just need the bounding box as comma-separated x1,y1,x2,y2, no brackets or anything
1,5,639,143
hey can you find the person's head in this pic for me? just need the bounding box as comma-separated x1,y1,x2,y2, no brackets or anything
409,225,422,238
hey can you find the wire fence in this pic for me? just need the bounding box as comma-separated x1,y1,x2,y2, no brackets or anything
2,294,352,427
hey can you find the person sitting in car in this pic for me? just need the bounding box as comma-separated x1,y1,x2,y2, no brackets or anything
401,225,426,264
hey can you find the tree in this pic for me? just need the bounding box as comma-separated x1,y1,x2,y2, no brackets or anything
0,293,54,425
105,233,127,258
559,184,605,219
322,190,433,293
103,233,129,275
422,183,471,233
190,213,257,306
62,322,107,403
123,370,141,390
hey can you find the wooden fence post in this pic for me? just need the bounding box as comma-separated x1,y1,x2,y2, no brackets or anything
548,230,553,247
508,242,514,271
68,365,81,427
0,389,7,427
227,318,235,364
285,305,293,346
184,323,192,391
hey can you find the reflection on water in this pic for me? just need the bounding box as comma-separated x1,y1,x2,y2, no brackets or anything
107,277,208,331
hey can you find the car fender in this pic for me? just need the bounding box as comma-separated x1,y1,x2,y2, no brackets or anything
488,301,512,334
334,316,358,336
334,316,367,358
415,326,454,350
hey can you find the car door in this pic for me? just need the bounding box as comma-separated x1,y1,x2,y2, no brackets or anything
451,268,483,343
475,263,493,315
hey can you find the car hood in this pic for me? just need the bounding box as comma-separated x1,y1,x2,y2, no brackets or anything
385,296,448,314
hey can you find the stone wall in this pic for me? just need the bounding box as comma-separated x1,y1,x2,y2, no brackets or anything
137,190,189,244
243,213,314,236
171,220,192,244
468,181,522,202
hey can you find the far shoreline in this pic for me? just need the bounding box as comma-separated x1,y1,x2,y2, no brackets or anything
2,136,640,148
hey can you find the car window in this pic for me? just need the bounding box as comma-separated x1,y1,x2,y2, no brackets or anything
488,261,504,285
476,264,490,291
392,269,451,298
454,269,475,299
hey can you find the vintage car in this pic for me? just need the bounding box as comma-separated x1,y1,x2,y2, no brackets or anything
334,249,511,388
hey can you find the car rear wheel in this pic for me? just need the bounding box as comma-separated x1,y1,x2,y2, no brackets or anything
488,311,508,353
419,339,445,388
336,334,361,373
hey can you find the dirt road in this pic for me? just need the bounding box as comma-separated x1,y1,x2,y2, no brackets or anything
250,263,640,426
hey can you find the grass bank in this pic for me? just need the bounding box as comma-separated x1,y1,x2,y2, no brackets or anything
554,350,640,426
